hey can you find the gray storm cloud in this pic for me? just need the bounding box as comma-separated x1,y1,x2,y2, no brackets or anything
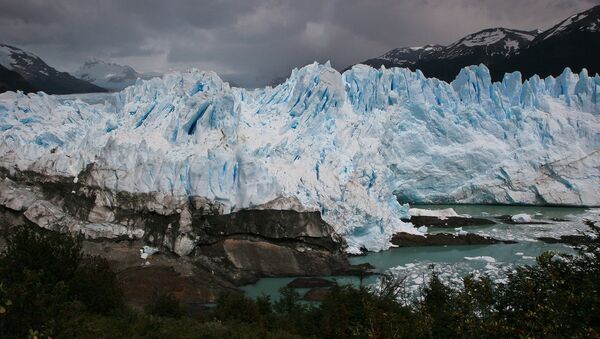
0,0,598,87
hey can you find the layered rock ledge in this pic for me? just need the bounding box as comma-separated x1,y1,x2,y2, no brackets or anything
0,167,368,306
391,232,517,247
405,215,496,228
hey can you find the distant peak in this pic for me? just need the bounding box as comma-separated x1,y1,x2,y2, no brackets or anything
409,44,443,51
83,57,102,65
0,42,42,59
538,4,600,40
0,42,20,51
82,58,124,68
389,44,442,52
449,27,537,49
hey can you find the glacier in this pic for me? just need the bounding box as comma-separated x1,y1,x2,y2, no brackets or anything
0,62,599,253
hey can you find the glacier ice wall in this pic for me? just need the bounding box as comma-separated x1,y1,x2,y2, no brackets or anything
0,62,599,253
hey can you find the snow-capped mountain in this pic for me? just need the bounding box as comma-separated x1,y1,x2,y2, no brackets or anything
74,59,160,91
0,43,105,94
495,5,600,79
363,45,443,69
358,28,538,80
356,5,600,81
536,5,600,42
1,62,598,253
442,28,536,59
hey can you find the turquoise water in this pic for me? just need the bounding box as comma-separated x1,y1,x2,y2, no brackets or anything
242,205,596,299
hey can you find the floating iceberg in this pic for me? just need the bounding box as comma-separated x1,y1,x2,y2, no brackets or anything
409,208,461,219
0,62,599,253
511,213,533,223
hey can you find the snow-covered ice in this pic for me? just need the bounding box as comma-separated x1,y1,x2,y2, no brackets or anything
140,246,159,260
409,207,461,219
1,62,599,252
464,256,497,263
476,208,600,242
511,213,533,223
386,260,509,295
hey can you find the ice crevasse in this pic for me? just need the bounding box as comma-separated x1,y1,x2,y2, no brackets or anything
0,62,599,253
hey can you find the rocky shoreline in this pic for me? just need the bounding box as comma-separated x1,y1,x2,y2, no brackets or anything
0,166,592,309
391,232,517,247
0,167,370,308
405,215,497,228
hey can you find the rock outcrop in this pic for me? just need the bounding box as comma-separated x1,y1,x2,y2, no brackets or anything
0,168,366,303
391,232,516,247
406,215,496,228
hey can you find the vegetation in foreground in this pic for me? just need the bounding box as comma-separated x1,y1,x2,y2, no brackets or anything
0,221,599,338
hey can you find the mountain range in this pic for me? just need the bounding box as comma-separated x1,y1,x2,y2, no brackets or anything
354,5,600,81
0,43,106,94
73,59,160,91
0,44,158,94
1,5,599,94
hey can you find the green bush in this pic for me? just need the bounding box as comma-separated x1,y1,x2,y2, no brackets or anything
0,226,124,338
0,221,599,338
213,292,263,324
415,219,600,338
71,256,124,314
1,226,81,285
490,221,600,337
145,291,184,318
320,281,426,338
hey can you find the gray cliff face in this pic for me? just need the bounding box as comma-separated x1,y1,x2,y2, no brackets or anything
0,165,361,290
193,209,343,252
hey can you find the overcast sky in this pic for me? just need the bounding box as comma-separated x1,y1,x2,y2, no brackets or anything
1,0,598,86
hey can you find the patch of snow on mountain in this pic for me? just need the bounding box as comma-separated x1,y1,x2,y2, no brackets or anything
460,29,506,47
0,43,44,75
544,12,590,40
0,45,15,70
587,18,600,32
504,39,520,51
512,31,537,41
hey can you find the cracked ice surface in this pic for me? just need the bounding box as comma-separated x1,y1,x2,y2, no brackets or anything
0,62,599,252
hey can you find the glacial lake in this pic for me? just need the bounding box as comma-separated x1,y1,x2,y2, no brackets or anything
242,205,597,300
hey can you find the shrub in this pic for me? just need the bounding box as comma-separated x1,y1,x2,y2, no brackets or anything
213,293,262,324
71,256,123,314
0,226,124,337
1,226,81,285
0,221,599,337
145,291,184,318
273,287,304,314
320,282,423,338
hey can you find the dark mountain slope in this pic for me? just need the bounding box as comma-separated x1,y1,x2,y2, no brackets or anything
0,64,37,93
0,43,105,94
